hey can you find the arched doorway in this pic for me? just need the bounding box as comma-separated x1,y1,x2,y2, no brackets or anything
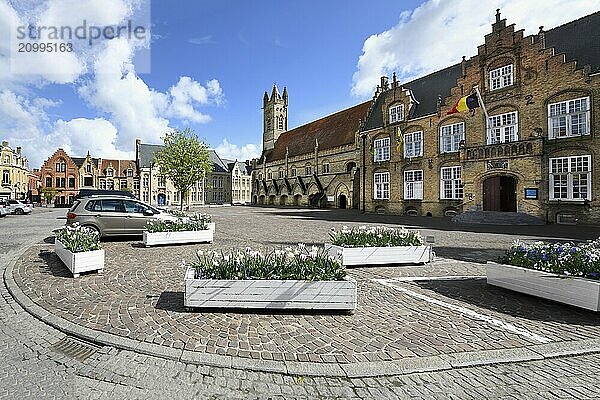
293,194,301,206
280,195,288,205
157,193,166,206
483,176,517,212
268,195,276,205
258,195,265,204
339,194,347,209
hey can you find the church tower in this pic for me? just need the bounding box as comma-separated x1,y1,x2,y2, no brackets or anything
262,84,288,151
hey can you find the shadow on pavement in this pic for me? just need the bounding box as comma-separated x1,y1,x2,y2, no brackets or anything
415,278,600,325
37,250,71,278
155,291,352,316
260,208,600,241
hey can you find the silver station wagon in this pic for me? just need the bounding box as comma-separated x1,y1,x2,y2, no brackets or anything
66,195,177,237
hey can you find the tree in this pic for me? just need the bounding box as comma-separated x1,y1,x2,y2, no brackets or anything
153,128,213,210
40,187,57,206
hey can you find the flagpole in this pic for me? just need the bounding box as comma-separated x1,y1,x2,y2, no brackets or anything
473,85,489,121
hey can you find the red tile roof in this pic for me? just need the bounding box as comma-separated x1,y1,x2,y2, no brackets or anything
266,101,371,162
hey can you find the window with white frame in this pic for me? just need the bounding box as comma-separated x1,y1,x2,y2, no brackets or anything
373,137,390,161
404,170,423,200
440,122,464,153
487,111,518,144
388,104,404,124
107,169,113,177
440,166,463,199
86,164,91,173
404,131,423,158
548,97,590,139
549,155,591,200
373,172,390,200
127,168,133,177
489,64,513,90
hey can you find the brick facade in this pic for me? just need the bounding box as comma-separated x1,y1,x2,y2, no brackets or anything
360,10,600,224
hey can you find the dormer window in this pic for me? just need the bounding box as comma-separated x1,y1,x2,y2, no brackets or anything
86,164,91,173
388,104,404,124
127,168,133,177
489,64,513,91
107,169,113,177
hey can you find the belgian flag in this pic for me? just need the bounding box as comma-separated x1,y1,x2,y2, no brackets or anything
447,93,480,115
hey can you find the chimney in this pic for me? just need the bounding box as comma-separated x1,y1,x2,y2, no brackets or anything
538,26,545,49
392,72,398,88
16,146,22,154
380,76,389,91
461,56,467,77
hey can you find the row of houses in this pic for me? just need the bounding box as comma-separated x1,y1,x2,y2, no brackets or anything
0,140,36,201
252,10,600,224
34,140,253,207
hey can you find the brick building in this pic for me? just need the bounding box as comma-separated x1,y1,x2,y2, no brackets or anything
360,10,600,223
39,149,80,205
253,85,367,208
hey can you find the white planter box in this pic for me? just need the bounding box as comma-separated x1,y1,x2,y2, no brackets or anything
324,243,432,266
486,262,600,312
143,223,215,246
184,266,356,310
54,239,105,278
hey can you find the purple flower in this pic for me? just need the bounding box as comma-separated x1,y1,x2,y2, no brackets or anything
570,247,578,254
541,253,549,262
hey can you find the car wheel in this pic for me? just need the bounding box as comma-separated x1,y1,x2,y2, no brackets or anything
14,208,24,215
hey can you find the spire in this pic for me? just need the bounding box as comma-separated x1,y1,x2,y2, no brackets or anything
282,86,288,105
263,91,269,106
271,83,280,100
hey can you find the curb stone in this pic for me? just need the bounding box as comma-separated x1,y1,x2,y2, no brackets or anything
6,242,600,378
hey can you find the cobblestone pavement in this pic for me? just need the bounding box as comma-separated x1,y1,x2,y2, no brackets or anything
13,207,600,365
3,207,600,399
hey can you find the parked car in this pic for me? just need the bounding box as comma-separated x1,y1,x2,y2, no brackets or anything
66,195,178,237
3,199,32,215
74,189,137,200
0,203,8,217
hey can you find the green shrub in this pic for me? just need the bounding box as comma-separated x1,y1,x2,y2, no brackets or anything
56,224,101,253
501,239,600,280
188,244,346,281
329,225,423,248
146,213,211,233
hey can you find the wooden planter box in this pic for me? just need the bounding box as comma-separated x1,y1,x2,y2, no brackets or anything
324,243,432,266
143,223,215,247
486,262,600,312
184,266,356,310
54,239,105,278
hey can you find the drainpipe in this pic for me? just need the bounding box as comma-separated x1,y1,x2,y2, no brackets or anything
361,133,366,214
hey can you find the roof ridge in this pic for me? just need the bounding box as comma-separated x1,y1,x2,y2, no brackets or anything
285,101,371,134
546,10,600,33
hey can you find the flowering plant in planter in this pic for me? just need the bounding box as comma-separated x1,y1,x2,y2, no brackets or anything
501,239,600,280
146,213,212,233
189,244,346,281
55,224,101,252
329,225,423,248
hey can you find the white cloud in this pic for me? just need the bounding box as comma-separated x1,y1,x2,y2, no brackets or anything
79,37,224,152
214,138,260,161
351,0,600,97
1,0,224,169
0,89,132,166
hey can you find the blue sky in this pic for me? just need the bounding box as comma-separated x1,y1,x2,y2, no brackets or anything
1,0,598,167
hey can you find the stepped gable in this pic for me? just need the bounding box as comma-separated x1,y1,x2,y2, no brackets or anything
361,63,464,131
544,11,600,73
266,101,371,162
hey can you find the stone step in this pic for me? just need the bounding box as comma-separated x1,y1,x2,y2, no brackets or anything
452,211,546,225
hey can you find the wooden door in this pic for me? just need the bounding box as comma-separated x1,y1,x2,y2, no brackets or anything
483,177,501,211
